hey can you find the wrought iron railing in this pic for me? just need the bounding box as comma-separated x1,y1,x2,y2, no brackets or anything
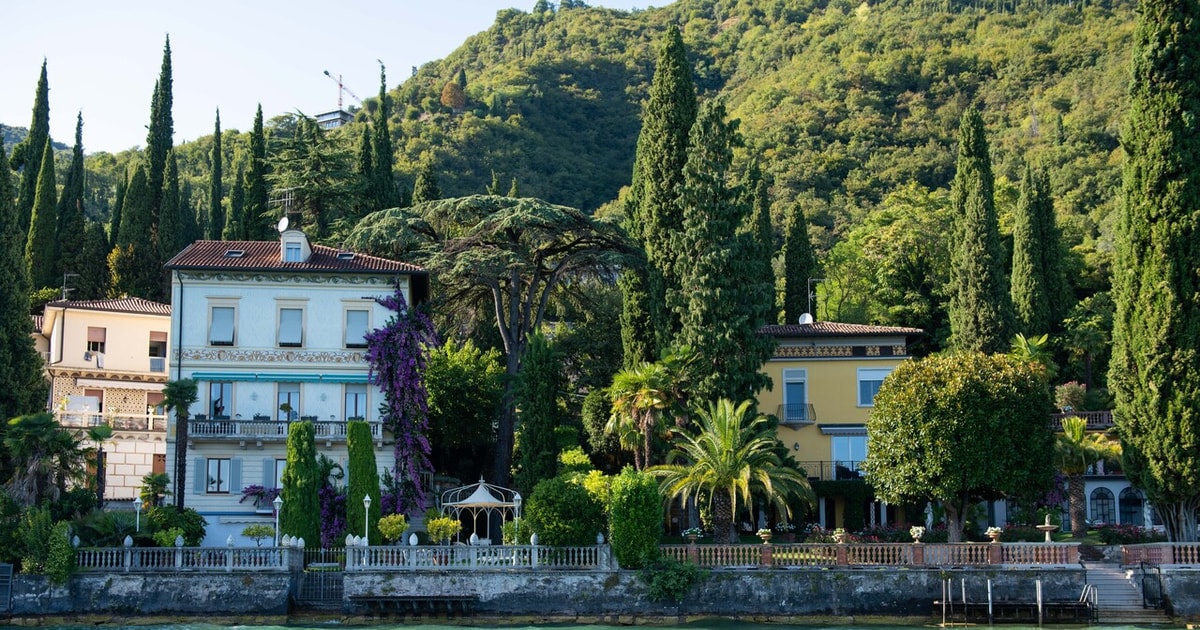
795,460,865,481
776,403,817,425
1050,410,1115,430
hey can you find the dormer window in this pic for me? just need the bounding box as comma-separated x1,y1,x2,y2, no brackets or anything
285,242,301,262
224,249,245,258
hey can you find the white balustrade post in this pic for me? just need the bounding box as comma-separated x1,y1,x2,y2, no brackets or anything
123,535,133,572
226,535,235,572
531,533,539,569
174,535,184,569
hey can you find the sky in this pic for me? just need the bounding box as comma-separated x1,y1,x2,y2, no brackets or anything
1,0,661,155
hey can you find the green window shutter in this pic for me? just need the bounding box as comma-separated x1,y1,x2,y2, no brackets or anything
193,458,205,495
263,458,274,487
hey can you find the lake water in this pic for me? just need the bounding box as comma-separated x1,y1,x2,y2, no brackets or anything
4,623,1167,630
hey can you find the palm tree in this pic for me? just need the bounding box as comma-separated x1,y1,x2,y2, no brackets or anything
648,399,815,544
607,361,672,470
1056,415,1121,537
1010,333,1057,379
4,412,87,505
163,378,198,510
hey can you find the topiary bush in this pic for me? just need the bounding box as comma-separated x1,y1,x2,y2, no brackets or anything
526,474,606,547
608,466,662,569
242,524,275,547
378,514,409,543
147,506,207,546
46,521,75,584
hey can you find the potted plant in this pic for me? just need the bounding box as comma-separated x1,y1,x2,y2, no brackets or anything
832,528,848,544
987,526,1004,543
910,525,926,543
775,521,796,542
426,516,462,545
242,524,275,547
378,514,409,544
682,526,703,544
757,528,773,544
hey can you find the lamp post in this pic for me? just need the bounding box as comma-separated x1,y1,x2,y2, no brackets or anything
132,496,141,532
513,492,522,523
363,494,372,544
272,495,284,546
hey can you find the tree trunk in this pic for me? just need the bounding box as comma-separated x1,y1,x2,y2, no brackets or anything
174,411,189,510
1068,473,1087,537
492,351,519,488
712,491,734,544
945,503,964,542
1158,499,1200,542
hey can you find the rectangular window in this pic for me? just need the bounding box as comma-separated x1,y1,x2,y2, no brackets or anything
277,383,300,421
832,435,868,473
345,384,368,419
210,381,232,418
284,242,301,262
149,331,167,372
278,308,303,347
274,459,287,488
87,327,106,354
206,458,231,493
345,309,369,348
782,368,809,423
858,368,894,406
210,306,235,346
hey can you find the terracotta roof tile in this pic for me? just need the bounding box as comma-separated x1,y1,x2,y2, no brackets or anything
761,321,923,338
165,240,425,274
45,297,171,316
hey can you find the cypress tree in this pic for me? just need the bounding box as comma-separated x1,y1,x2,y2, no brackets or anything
621,25,697,364
146,37,173,224
782,200,817,324
14,60,50,237
158,149,182,260
674,99,774,403
411,163,440,204
744,162,777,325
513,333,562,494
108,177,125,247
110,163,162,300
1110,0,1200,542
0,142,46,440
507,178,519,198
55,113,86,282
77,221,110,300
25,140,58,290
244,105,270,240
224,163,245,241
355,124,374,219
345,421,381,544
1011,164,1057,336
372,65,399,209
279,421,321,547
208,109,224,239
947,107,1014,354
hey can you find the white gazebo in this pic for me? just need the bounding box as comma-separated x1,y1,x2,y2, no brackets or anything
439,478,522,544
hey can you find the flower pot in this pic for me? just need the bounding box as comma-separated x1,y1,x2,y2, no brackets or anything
833,533,848,544
988,533,1002,543
758,532,773,544
687,534,698,544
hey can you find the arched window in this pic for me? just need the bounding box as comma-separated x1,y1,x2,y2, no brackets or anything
1090,487,1115,525
1120,487,1146,526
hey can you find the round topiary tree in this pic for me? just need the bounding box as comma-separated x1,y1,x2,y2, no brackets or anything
526,474,606,547
608,466,662,568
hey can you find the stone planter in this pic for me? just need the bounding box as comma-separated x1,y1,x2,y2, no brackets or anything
758,532,773,544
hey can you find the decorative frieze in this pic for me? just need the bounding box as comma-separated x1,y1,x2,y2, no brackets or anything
177,271,398,286
774,345,854,359
181,348,366,363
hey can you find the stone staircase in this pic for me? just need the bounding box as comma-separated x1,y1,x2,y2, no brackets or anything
1084,562,1173,625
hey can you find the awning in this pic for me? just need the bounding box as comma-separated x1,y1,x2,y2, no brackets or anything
75,378,165,392
819,424,868,436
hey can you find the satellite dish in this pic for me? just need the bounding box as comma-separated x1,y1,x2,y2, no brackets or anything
798,313,814,325
277,216,290,233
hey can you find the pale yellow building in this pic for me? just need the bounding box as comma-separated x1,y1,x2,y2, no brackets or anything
38,297,172,503
758,320,922,531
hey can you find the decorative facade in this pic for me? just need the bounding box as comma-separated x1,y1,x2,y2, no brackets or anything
164,228,428,545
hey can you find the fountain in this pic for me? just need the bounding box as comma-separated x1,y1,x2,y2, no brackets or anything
1035,514,1059,543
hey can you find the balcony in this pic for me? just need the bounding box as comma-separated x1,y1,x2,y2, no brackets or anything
796,460,864,481
1050,410,1114,431
187,416,383,443
777,403,817,426
56,411,167,432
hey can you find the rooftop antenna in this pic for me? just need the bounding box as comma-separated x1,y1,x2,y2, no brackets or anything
270,188,299,230
807,277,826,320
61,273,79,301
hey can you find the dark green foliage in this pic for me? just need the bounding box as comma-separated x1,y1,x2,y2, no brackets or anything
18,506,53,574
158,150,183,260
618,264,655,367
809,480,874,532
355,125,374,220
608,466,662,569
224,163,245,240
45,521,75,584
638,556,707,603
109,163,163,300
411,163,440,204
372,65,399,210
208,110,224,239
76,221,111,300
581,388,625,473
281,421,321,546
501,514,534,545
267,115,356,239
623,24,697,361
782,200,817,324
108,176,125,247
424,340,503,482
244,105,271,240
145,506,207,546
1110,0,1200,542
1011,165,1063,336
514,333,563,494
72,508,136,547
744,165,777,324
24,140,57,290
346,421,381,544
55,114,86,282
13,61,49,238
525,473,606,546
146,37,173,220
947,108,1014,354
862,352,1055,542
674,100,774,404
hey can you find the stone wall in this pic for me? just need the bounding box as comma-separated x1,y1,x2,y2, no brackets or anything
12,573,291,616
1161,569,1200,618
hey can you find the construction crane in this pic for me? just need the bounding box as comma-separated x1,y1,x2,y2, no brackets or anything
323,70,362,110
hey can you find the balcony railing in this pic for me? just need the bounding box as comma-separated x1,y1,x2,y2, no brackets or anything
796,460,864,481
1050,410,1114,431
56,411,167,432
188,417,382,441
776,403,816,426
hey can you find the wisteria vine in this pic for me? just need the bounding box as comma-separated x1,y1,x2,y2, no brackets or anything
364,283,438,514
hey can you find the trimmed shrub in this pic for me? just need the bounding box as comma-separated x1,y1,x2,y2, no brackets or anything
378,514,409,543
346,420,381,544
609,466,662,568
1097,523,1167,545
46,521,75,584
19,506,53,573
526,474,606,547
146,506,207,546
280,421,321,546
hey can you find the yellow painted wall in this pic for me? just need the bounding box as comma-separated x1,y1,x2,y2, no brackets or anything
45,308,170,374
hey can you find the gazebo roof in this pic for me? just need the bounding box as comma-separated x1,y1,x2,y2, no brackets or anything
440,478,520,509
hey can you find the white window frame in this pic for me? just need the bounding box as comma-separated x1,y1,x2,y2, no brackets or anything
344,308,370,349
857,367,893,407
782,368,808,423
831,435,868,473
277,382,301,421
278,307,304,347
208,299,239,346
345,384,369,419
284,242,302,262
